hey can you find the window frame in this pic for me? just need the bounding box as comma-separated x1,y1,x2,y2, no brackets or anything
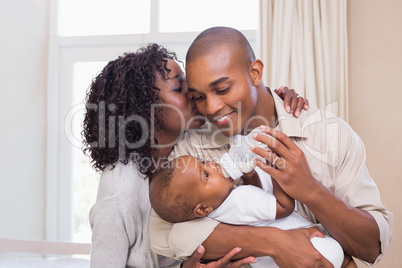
46,0,260,242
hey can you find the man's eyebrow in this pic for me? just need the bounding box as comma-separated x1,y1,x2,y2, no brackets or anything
210,77,229,87
188,77,230,92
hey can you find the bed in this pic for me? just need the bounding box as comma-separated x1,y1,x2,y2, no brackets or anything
0,239,90,267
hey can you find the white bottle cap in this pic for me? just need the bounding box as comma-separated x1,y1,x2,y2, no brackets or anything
219,153,243,180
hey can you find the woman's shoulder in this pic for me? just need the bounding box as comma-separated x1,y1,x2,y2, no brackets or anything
96,161,148,200
102,160,144,176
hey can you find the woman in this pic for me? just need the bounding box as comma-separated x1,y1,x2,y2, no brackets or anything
82,43,307,267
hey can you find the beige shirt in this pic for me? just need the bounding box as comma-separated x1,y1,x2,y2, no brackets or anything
149,92,393,265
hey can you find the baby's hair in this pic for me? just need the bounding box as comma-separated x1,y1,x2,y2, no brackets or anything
149,159,196,223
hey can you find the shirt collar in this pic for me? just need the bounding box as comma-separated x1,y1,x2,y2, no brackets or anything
272,90,309,138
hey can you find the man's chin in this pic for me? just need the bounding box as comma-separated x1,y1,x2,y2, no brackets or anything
210,114,245,137
217,126,241,137
187,116,207,130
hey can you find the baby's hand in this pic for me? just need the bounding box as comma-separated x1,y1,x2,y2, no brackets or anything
240,170,262,189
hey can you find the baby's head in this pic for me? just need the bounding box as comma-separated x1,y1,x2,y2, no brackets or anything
150,155,234,223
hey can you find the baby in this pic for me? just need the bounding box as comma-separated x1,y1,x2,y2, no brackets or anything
150,155,344,268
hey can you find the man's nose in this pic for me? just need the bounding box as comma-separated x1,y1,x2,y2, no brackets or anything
205,95,224,117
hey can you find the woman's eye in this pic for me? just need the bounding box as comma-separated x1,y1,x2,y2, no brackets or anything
194,95,205,101
173,87,183,93
200,160,205,164
204,171,209,179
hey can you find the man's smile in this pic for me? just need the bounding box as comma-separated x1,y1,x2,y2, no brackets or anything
212,112,234,125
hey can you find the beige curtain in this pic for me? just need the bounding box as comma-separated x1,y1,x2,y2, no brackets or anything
260,0,348,120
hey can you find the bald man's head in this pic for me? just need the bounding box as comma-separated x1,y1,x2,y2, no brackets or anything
186,27,256,67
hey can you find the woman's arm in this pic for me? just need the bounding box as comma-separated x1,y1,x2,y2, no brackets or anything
90,200,131,268
182,246,256,268
274,85,309,117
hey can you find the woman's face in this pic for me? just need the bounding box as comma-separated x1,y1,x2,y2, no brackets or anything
155,59,205,132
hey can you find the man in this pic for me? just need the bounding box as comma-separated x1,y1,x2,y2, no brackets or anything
149,27,392,267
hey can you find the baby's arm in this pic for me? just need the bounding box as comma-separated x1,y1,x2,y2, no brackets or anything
272,177,295,219
241,170,294,219
240,169,262,188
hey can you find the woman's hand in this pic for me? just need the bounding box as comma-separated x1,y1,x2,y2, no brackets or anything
250,125,321,203
275,85,309,118
182,245,256,268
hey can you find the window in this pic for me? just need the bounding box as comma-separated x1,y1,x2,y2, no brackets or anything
57,0,151,36
48,0,260,243
71,62,107,242
158,0,259,33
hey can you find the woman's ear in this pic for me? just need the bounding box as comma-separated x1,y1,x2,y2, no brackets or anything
193,203,214,218
249,59,264,86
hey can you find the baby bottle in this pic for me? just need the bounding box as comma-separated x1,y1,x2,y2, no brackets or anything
219,127,270,180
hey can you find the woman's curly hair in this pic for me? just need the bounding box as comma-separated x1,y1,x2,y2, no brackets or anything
82,44,179,176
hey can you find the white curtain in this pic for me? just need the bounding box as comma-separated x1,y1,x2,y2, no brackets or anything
260,0,348,120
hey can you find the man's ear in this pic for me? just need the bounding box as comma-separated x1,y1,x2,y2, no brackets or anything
193,203,214,218
249,59,264,86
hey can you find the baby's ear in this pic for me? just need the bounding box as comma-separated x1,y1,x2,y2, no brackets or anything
193,203,213,218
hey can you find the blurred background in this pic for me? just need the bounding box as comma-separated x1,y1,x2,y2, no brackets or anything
0,0,400,267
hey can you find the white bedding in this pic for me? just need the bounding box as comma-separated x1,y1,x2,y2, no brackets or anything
0,257,89,268
0,239,91,267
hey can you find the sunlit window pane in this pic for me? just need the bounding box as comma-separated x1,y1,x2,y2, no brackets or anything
58,0,150,36
159,0,259,32
71,62,106,242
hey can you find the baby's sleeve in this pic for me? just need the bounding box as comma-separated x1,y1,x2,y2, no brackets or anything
211,186,277,225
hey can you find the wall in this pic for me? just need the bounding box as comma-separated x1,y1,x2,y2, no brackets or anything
0,0,48,257
348,0,402,267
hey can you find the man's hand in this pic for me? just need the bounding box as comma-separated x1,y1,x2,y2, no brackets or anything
251,125,321,203
270,227,334,268
200,223,337,267
250,126,381,262
182,245,256,268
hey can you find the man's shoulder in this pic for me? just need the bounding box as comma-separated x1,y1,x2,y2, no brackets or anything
299,106,356,137
296,106,364,168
